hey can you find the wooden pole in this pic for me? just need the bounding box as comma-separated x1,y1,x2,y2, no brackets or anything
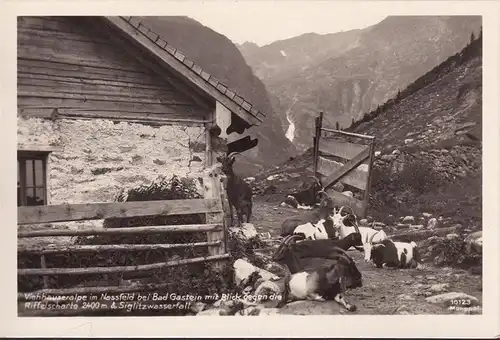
40,255,49,289
362,137,376,218
204,109,226,271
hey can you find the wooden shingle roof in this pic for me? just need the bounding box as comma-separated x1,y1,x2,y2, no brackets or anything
103,16,265,126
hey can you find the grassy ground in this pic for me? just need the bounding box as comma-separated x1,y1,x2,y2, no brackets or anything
251,196,482,315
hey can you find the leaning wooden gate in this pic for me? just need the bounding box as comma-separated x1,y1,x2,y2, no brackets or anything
312,112,376,217
17,176,231,316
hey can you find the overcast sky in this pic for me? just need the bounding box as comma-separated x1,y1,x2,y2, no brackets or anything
150,1,389,46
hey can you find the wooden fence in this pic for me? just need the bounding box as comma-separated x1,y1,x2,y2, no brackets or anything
17,175,231,315
312,112,376,217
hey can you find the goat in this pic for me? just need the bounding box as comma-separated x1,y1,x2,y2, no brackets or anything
368,239,422,269
292,219,330,241
288,176,324,207
216,152,253,227
274,235,361,312
280,196,336,238
331,206,389,256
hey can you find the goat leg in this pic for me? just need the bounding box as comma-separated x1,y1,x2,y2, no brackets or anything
334,293,357,312
228,203,234,227
308,293,326,302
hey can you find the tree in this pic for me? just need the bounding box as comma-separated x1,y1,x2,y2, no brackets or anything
335,121,340,130
470,31,475,44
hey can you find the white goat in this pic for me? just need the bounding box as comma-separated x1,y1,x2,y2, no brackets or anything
293,218,330,241
331,206,389,258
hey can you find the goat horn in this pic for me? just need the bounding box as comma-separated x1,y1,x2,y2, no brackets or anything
227,152,240,159
368,232,377,244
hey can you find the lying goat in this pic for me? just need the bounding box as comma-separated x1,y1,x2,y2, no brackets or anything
367,239,422,269
274,235,361,312
287,176,324,207
332,206,388,257
280,196,336,238
217,152,253,227
292,218,331,241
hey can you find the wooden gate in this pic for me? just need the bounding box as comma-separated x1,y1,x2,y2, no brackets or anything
312,112,376,217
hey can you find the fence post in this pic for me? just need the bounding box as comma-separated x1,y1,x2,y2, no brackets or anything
313,112,324,177
362,137,376,217
203,173,226,271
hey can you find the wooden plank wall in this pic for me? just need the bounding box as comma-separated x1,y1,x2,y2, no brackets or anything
17,16,210,121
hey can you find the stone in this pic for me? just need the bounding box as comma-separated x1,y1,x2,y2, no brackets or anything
392,149,401,155
402,216,415,223
332,182,345,192
396,223,411,229
239,223,258,239
190,302,206,313
397,294,415,301
359,219,369,226
425,292,479,306
427,218,439,229
410,224,424,230
374,151,381,157
404,138,414,144
465,231,482,254
426,275,437,280
196,308,227,316
233,259,279,287
342,191,353,197
256,308,280,315
428,283,450,293
381,154,397,161
422,212,432,218
446,233,460,239
219,299,244,315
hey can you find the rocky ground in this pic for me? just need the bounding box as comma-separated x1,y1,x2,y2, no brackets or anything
190,196,482,316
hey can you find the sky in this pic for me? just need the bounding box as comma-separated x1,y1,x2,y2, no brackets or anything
145,1,389,46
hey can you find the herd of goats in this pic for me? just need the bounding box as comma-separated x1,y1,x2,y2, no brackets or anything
207,152,422,312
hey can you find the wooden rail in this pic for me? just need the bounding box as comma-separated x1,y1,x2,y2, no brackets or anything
18,253,230,276
18,223,222,238
18,198,222,225
18,241,222,254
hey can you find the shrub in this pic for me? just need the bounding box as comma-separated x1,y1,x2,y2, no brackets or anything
432,237,482,269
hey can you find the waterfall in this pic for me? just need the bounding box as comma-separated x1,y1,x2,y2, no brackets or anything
285,112,295,142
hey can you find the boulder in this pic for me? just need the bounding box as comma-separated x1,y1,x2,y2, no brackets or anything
342,191,353,198
425,292,479,306
196,308,228,316
465,231,482,254
402,216,415,223
427,218,439,229
428,283,450,293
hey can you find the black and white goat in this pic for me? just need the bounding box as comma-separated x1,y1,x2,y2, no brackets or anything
216,152,253,227
274,235,361,312
331,206,389,257
280,196,336,238
366,238,422,269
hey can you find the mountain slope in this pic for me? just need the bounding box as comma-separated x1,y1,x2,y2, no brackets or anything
138,16,296,175
240,16,482,151
252,34,482,227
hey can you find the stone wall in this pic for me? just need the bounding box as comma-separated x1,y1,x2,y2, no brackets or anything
17,117,207,205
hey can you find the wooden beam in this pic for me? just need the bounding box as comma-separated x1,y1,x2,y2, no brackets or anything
17,253,231,276
17,198,222,225
321,128,375,140
317,156,369,190
319,138,369,160
18,223,222,238
18,241,222,254
362,138,376,215
102,16,261,126
325,189,365,216
17,145,63,153
322,147,370,190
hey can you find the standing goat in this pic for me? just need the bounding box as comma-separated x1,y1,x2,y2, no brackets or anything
216,152,253,227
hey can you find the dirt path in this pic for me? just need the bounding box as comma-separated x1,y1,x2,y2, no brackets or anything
251,196,483,315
